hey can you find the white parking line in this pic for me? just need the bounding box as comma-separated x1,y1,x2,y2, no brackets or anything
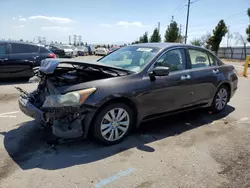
0,111,20,116
95,168,136,188
237,117,249,123
0,115,17,118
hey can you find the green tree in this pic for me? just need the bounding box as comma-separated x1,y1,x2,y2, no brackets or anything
164,21,181,42
138,36,143,43
140,32,149,43
246,8,250,42
132,40,139,44
107,44,110,49
207,20,228,54
150,28,161,42
190,38,203,46
85,42,88,46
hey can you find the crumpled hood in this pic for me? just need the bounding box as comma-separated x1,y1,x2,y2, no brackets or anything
39,59,61,74
39,59,134,75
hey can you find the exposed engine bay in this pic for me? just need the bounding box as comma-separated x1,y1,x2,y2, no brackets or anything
17,59,131,140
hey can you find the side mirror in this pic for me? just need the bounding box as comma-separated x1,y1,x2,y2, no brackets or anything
152,66,170,76
149,66,170,81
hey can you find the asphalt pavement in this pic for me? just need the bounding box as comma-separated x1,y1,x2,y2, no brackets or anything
0,56,249,188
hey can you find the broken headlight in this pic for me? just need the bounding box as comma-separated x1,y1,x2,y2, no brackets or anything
42,88,96,108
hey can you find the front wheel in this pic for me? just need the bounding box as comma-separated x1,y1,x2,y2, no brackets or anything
92,103,134,145
210,85,229,113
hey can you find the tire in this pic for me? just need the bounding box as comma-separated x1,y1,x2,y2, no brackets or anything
210,85,229,113
92,103,134,145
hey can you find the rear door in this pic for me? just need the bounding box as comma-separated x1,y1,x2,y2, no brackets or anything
187,48,220,105
3,43,37,77
0,43,9,78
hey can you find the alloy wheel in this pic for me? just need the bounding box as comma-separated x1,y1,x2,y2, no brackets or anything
100,108,130,141
215,88,228,110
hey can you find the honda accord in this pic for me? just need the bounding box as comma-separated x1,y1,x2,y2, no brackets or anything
18,43,238,145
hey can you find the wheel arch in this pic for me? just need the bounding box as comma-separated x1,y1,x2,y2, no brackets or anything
85,97,139,137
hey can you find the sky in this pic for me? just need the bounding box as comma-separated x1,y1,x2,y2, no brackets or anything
0,0,249,46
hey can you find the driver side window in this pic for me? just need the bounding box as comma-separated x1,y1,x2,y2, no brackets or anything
155,49,186,72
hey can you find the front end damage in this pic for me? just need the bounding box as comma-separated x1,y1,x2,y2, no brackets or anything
17,82,96,139
17,59,130,140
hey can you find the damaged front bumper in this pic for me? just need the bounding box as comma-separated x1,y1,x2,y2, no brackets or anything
18,96,44,122
18,92,97,139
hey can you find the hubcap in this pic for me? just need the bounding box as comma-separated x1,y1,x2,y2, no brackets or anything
215,88,228,110
100,108,130,141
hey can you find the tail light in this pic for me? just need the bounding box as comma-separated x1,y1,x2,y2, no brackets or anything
48,53,56,58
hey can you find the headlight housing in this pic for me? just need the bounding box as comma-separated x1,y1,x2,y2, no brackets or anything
42,88,96,108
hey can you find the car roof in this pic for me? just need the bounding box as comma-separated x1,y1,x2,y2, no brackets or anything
0,40,44,47
130,42,206,50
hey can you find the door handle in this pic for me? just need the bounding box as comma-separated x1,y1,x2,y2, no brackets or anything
186,75,191,79
213,69,219,74
181,75,191,80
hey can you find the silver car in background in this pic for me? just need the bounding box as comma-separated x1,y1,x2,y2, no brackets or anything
60,45,78,58
95,47,108,56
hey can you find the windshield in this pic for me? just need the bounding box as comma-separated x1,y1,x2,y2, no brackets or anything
98,46,160,72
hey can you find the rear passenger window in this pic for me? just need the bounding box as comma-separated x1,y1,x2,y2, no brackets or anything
208,54,218,66
0,44,7,54
188,49,210,69
11,43,39,54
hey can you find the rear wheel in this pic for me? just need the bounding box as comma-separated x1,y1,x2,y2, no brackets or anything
210,85,229,113
92,103,134,145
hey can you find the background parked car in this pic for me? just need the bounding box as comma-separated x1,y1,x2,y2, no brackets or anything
95,47,108,56
48,45,65,58
77,46,89,56
108,46,120,54
0,41,56,79
87,45,96,55
59,45,78,58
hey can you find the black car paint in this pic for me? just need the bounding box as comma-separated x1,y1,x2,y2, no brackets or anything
54,44,237,138
48,46,65,57
0,41,55,78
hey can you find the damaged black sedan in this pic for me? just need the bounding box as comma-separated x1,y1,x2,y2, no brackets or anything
18,43,238,145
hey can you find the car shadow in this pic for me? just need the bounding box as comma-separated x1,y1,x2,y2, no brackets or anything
0,78,31,86
1,106,235,170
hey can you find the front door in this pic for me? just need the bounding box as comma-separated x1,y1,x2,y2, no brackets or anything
187,48,220,105
139,48,194,117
